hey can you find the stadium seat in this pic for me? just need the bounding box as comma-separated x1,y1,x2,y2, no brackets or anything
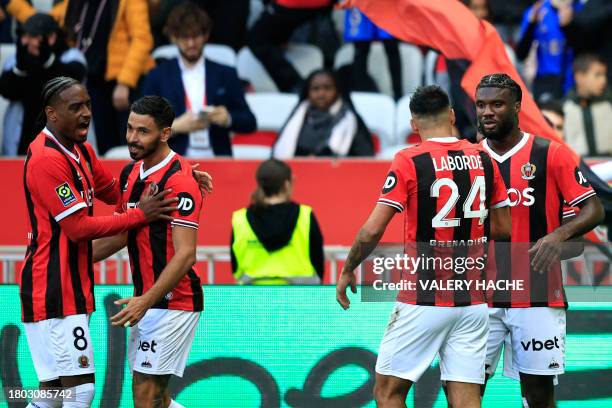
424,50,438,86
350,92,396,152
232,92,299,159
237,44,324,92
104,146,131,159
399,43,423,95
151,44,237,67
378,144,411,160
334,43,423,98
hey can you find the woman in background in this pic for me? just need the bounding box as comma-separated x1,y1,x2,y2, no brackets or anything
273,69,374,158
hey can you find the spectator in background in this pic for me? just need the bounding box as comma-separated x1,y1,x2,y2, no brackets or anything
149,0,250,50
538,99,565,140
560,0,612,86
64,0,154,156
462,0,492,21
488,0,534,44
563,54,612,157
143,2,255,158
0,13,86,155
515,0,583,102
343,8,402,100
273,69,374,158
231,159,324,285
7,0,155,155
247,0,334,93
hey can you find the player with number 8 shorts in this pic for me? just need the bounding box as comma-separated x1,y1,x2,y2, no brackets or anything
19,78,178,408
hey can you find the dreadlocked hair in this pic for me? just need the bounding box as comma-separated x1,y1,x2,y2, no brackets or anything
476,73,522,103
38,76,81,128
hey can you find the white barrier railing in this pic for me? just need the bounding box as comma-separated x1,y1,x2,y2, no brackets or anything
1,245,609,285
0,245,349,284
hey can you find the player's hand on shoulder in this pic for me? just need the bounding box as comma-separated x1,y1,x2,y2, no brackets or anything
336,270,357,310
191,163,213,196
111,296,150,327
139,184,178,223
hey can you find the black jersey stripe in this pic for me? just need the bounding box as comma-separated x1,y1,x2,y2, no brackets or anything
149,160,182,309
492,158,512,307
528,137,550,307
412,153,437,305
45,218,63,319
449,150,473,306
21,150,36,321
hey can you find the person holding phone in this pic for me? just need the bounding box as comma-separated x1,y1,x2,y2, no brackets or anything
143,2,256,158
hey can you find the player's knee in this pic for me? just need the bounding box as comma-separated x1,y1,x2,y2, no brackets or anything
521,374,554,408
62,383,94,408
373,381,402,406
132,372,167,408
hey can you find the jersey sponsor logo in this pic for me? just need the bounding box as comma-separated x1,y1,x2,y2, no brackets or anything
55,182,77,207
138,340,158,353
507,187,535,207
520,162,536,180
382,171,397,194
574,167,590,187
520,336,561,351
177,193,195,216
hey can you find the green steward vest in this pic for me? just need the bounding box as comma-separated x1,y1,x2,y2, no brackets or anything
231,205,319,285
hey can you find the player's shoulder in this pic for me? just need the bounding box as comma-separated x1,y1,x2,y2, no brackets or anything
27,134,68,168
166,154,198,188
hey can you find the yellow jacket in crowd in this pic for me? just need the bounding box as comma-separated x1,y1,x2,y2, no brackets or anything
6,0,154,88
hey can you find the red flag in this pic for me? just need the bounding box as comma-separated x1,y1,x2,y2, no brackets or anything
343,0,560,141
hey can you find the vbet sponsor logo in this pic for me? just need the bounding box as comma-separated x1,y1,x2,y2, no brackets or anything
138,339,157,353
521,337,561,352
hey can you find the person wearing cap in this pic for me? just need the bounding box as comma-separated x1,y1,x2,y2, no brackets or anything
0,12,86,156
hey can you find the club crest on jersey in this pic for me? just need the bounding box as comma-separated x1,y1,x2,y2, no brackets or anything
55,182,77,207
520,162,537,180
78,355,90,368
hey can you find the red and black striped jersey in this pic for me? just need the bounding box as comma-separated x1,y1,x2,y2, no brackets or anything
20,129,118,322
378,137,509,306
482,133,596,308
116,151,203,312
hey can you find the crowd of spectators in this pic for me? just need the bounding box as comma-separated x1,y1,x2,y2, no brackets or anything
0,0,608,162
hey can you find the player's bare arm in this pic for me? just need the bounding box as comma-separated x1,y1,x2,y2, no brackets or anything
559,216,586,260
92,232,128,263
336,204,396,310
59,187,178,243
529,196,604,273
490,206,511,240
111,225,198,327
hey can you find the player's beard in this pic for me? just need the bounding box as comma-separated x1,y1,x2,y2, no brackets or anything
128,139,160,161
478,116,516,141
179,48,203,65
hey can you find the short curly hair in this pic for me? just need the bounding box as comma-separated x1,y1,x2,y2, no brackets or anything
164,1,212,38
476,73,522,103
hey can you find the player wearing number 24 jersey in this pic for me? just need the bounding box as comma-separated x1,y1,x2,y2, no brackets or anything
337,86,511,407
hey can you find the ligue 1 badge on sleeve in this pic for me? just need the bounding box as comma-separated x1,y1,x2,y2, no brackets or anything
521,162,536,180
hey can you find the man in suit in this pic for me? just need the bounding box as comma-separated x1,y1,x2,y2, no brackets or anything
142,1,256,157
